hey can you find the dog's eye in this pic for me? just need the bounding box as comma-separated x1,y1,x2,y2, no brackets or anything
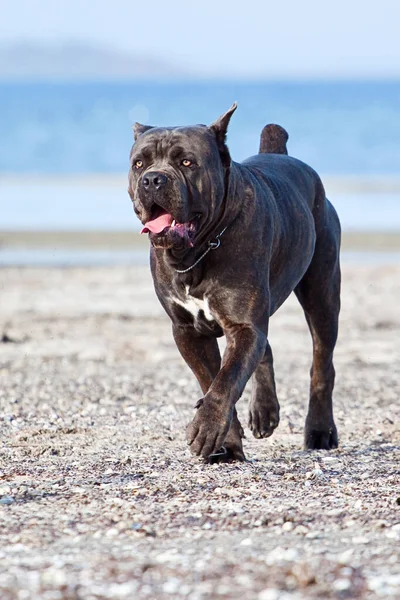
181,159,192,167
134,160,143,169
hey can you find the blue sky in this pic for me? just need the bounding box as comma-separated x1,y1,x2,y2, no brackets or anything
2,0,400,78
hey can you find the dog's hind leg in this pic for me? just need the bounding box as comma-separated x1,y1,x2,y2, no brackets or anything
248,341,280,439
294,201,341,450
172,325,246,461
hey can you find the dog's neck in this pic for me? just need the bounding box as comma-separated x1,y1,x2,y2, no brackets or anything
162,162,245,274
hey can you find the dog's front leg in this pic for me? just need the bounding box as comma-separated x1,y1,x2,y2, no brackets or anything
173,324,247,461
172,324,221,394
186,324,267,459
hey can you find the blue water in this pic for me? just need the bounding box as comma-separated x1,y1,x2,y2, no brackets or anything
1,81,399,237
1,81,400,174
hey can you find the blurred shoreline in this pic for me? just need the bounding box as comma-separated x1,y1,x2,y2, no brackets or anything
0,230,399,268
1,229,400,252
1,173,399,265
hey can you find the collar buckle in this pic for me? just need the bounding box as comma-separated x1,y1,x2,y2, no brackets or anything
174,225,228,274
208,239,221,250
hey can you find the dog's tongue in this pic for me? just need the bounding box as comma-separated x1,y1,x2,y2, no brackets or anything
141,211,173,234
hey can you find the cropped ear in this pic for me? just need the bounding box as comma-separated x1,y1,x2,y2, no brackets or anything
209,102,237,167
133,122,154,141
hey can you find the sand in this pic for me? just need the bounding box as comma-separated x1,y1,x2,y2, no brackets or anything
0,263,399,599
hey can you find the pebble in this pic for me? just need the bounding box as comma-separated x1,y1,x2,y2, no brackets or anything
338,549,354,564
163,578,181,594
305,531,322,539
333,578,351,591
306,467,324,480
352,536,369,544
41,568,67,587
105,528,119,537
293,525,308,535
259,590,301,600
258,589,280,600
240,538,253,546
156,552,173,564
386,528,400,540
368,574,400,595
326,508,343,517
265,547,299,565
345,519,357,528
0,496,15,505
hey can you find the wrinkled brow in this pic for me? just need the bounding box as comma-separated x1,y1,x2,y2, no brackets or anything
168,146,193,160
132,146,153,160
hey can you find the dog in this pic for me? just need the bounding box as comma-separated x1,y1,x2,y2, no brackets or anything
128,104,341,462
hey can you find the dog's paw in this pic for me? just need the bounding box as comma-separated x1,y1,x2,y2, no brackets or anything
208,443,246,464
186,400,232,459
305,423,338,450
207,417,246,463
248,398,280,439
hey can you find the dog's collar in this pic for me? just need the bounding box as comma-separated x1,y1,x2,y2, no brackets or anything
174,226,228,274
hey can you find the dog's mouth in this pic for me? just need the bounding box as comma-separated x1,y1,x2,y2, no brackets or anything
141,205,200,248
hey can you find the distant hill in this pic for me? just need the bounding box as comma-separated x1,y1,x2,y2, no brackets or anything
0,41,182,80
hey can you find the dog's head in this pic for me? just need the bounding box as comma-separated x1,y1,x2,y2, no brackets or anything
128,104,237,250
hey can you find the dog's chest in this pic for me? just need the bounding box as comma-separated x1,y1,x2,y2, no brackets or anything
172,285,218,322
171,286,223,336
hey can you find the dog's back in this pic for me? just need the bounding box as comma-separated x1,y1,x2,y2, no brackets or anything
256,123,317,204
256,124,340,236
244,124,332,223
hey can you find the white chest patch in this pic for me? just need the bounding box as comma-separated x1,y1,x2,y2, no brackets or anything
172,286,214,321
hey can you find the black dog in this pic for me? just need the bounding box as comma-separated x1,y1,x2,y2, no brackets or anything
128,104,341,461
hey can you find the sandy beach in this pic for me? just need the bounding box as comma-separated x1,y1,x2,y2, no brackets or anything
0,262,399,599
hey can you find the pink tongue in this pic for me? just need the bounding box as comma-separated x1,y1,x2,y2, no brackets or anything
141,212,173,234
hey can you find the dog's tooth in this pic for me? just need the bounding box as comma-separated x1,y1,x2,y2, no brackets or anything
171,219,176,227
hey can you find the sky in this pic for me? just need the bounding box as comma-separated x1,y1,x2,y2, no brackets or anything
1,0,400,78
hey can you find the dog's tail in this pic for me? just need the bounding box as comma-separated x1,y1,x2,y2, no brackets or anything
259,124,288,155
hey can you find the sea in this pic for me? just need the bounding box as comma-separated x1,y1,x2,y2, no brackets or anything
0,81,399,264
2,80,400,175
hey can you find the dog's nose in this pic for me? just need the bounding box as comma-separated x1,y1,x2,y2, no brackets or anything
142,172,168,190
